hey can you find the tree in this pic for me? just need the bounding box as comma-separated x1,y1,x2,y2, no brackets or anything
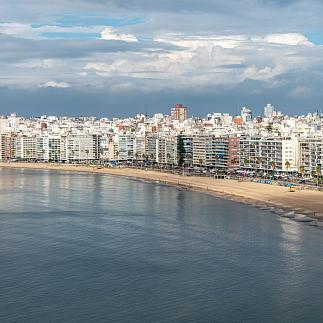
316,164,321,187
299,165,305,178
285,160,291,173
271,161,276,177
256,157,262,172
244,158,250,168
42,149,46,161
97,147,104,165
85,149,90,162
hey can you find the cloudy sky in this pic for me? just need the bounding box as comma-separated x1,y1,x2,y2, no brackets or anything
1,0,323,117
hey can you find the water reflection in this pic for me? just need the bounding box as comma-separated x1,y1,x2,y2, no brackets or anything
1,168,323,322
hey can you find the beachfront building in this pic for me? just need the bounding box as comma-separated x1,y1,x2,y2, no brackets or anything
240,136,299,173
117,134,135,162
133,135,146,162
36,136,48,161
177,135,193,167
299,138,323,175
0,132,15,160
108,141,119,162
157,136,177,165
192,135,208,167
14,135,37,160
98,135,110,162
0,105,322,176
67,134,100,162
146,133,158,163
260,137,299,173
192,135,240,171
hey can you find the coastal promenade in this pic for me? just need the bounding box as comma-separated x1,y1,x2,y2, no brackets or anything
1,162,323,219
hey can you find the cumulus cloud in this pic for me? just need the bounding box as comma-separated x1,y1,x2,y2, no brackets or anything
155,34,247,49
1,0,323,115
264,33,314,46
100,27,138,42
38,81,70,88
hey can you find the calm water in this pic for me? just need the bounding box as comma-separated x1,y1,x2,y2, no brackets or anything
1,168,323,323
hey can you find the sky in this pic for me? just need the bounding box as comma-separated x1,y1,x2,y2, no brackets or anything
0,0,323,117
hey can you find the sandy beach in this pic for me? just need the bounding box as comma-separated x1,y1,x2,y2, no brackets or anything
1,162,323,220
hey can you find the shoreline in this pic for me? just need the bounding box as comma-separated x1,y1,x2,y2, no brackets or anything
1,162,323,224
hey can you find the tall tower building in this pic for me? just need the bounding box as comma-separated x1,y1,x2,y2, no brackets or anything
264,104,274,117
170,103,188,122
240,107,252,123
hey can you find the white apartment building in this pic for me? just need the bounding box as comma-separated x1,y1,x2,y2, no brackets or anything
118,134,135,161
240,137,299,172
299,138,323,174
134,135,146,161
67,134,100,162
15,135,37,160
157,136,177,165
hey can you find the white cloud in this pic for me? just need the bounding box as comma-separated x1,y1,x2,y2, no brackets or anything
0,22,34,38
14,59,65,69
264,33,314,47
100,27,138,42
0,22,104,39
38,81,70,88
155,34,246,49
82,31,321,91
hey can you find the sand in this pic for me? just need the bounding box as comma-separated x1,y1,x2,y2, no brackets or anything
1,162,323,219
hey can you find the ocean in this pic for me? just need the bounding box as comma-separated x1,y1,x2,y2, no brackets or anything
1,168,323,322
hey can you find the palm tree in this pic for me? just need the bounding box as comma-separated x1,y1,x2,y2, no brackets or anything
316,164,321,187
255,157,262,173
85,149,90,163
115,151,119,161
243,158,250,169
149,153,155,166
99,147,104,164
285,160,291,173
231,157,239,169
166,153,171,165
299,165,305,178
271,161,276,178
42,149,46,161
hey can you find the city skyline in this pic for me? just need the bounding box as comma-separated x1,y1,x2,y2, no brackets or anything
1,102,321,119
0,0,323,116
1,103,322,176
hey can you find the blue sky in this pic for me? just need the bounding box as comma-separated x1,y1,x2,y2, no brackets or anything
0,0,323,117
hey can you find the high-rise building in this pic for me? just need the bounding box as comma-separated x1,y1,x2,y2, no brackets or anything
170,103,188,122
240,107,252,122
264,104,274,118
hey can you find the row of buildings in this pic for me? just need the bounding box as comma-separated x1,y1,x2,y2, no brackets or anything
0,103,322,175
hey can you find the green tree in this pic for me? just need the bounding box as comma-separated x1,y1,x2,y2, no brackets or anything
316,164,321,187
299,165,305,178
244,158,250,168
255,157,262,173
271,161,276,177
285,160,290,172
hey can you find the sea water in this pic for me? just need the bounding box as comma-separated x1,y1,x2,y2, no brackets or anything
1,168,323,323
